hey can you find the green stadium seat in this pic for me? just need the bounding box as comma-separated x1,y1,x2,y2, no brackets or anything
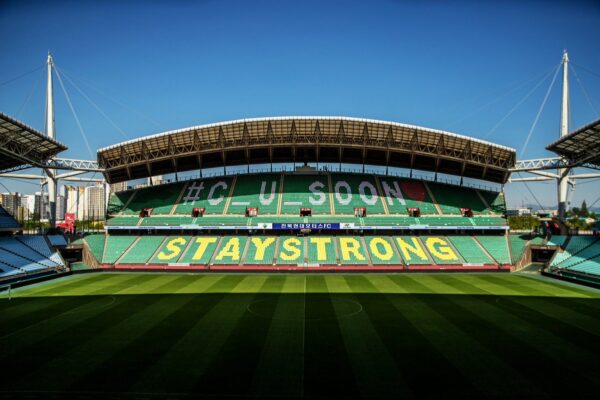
107,190,134,214
429,182,488,215
140,216,194,226
103,236,137,264
122,182,186,215
547,235,567,247
84,234,106,262
508,234,530,264
276,236,305,265
379,178,438,215
117,236,165,264
365,236,403,265
394,236,432,265
280,174,331,214
227,174,280,215
175,177,234,215
211,236,248,265
476,236,511,264
179,236,220,265
330,174,385,215
149,236,193,264
244,236,277,265
362,216,416,226
420,236,464,264
448,236,494,264
471,216,506,226
307,236,338,265
106,216,141,226
479,190,506,214
336,236,370,265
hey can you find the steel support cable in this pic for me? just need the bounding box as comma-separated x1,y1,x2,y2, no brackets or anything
55,65,129,140
0,64,44,87
571,62,600,80
513,63,562,213
53,67,94,158
2,176,45,186
516,172,546,211
483,67,556,139
16,67,45,118
520,62,562,159
447,65,557,128
53,66,162,129
570,64,600,117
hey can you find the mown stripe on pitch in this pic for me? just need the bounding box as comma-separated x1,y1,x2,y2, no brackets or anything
108,273,182,294
353,276,485,398
7,276,218,385
489,275,574,297
129,275,257,394
336,275,414,399
388,274,438,294
539,295,600,319
430,275,495,295
0,295,91,329
1,273,97,299
442,295,600,395
249,275,306,397
0,293,105,338
512,296,600,334
82,274,161,296
69,292,225,393
490,296,600,359
19,273,116,297
0,295,125,360
301,275,360,398
12,274,211,392
405,274,467,294
191,276,286,397
515,274,600,298
3,295,141,390
467,275,532,296
362,275,546,397
445,274,523,296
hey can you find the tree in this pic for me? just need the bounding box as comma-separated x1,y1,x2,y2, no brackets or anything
581,200,589,217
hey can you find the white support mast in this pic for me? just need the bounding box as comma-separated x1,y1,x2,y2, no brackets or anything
46,52,57,228
557,50,570,221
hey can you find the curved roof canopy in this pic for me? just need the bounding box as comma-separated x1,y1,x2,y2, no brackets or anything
98,116,516,184
546,117,600,169
0,112,67,172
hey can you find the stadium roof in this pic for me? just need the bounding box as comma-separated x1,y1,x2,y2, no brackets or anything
546,118,600,168
0,112,68,172
98,116,516,184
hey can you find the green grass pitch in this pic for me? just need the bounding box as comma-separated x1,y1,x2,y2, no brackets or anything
1,272,600,399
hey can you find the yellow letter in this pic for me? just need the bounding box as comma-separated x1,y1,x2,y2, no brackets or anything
192,237,218,260
215,237,241,261
280,238,302,261
251,237,275,261
339,237,366,261
425,237,458,261
395,237,428,261
158,237,187,260
309,237,331,261
369,237,393,261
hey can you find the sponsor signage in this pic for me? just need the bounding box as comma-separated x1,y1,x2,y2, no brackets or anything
106,223,506,231
272,222,347,230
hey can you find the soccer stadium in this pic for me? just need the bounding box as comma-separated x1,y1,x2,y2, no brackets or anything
1,6,600,399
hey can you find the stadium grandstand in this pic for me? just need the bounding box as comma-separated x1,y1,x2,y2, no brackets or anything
0,110,70,283
89,116,516,272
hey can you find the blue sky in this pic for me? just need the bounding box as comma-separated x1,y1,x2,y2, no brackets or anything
1,0,599,208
